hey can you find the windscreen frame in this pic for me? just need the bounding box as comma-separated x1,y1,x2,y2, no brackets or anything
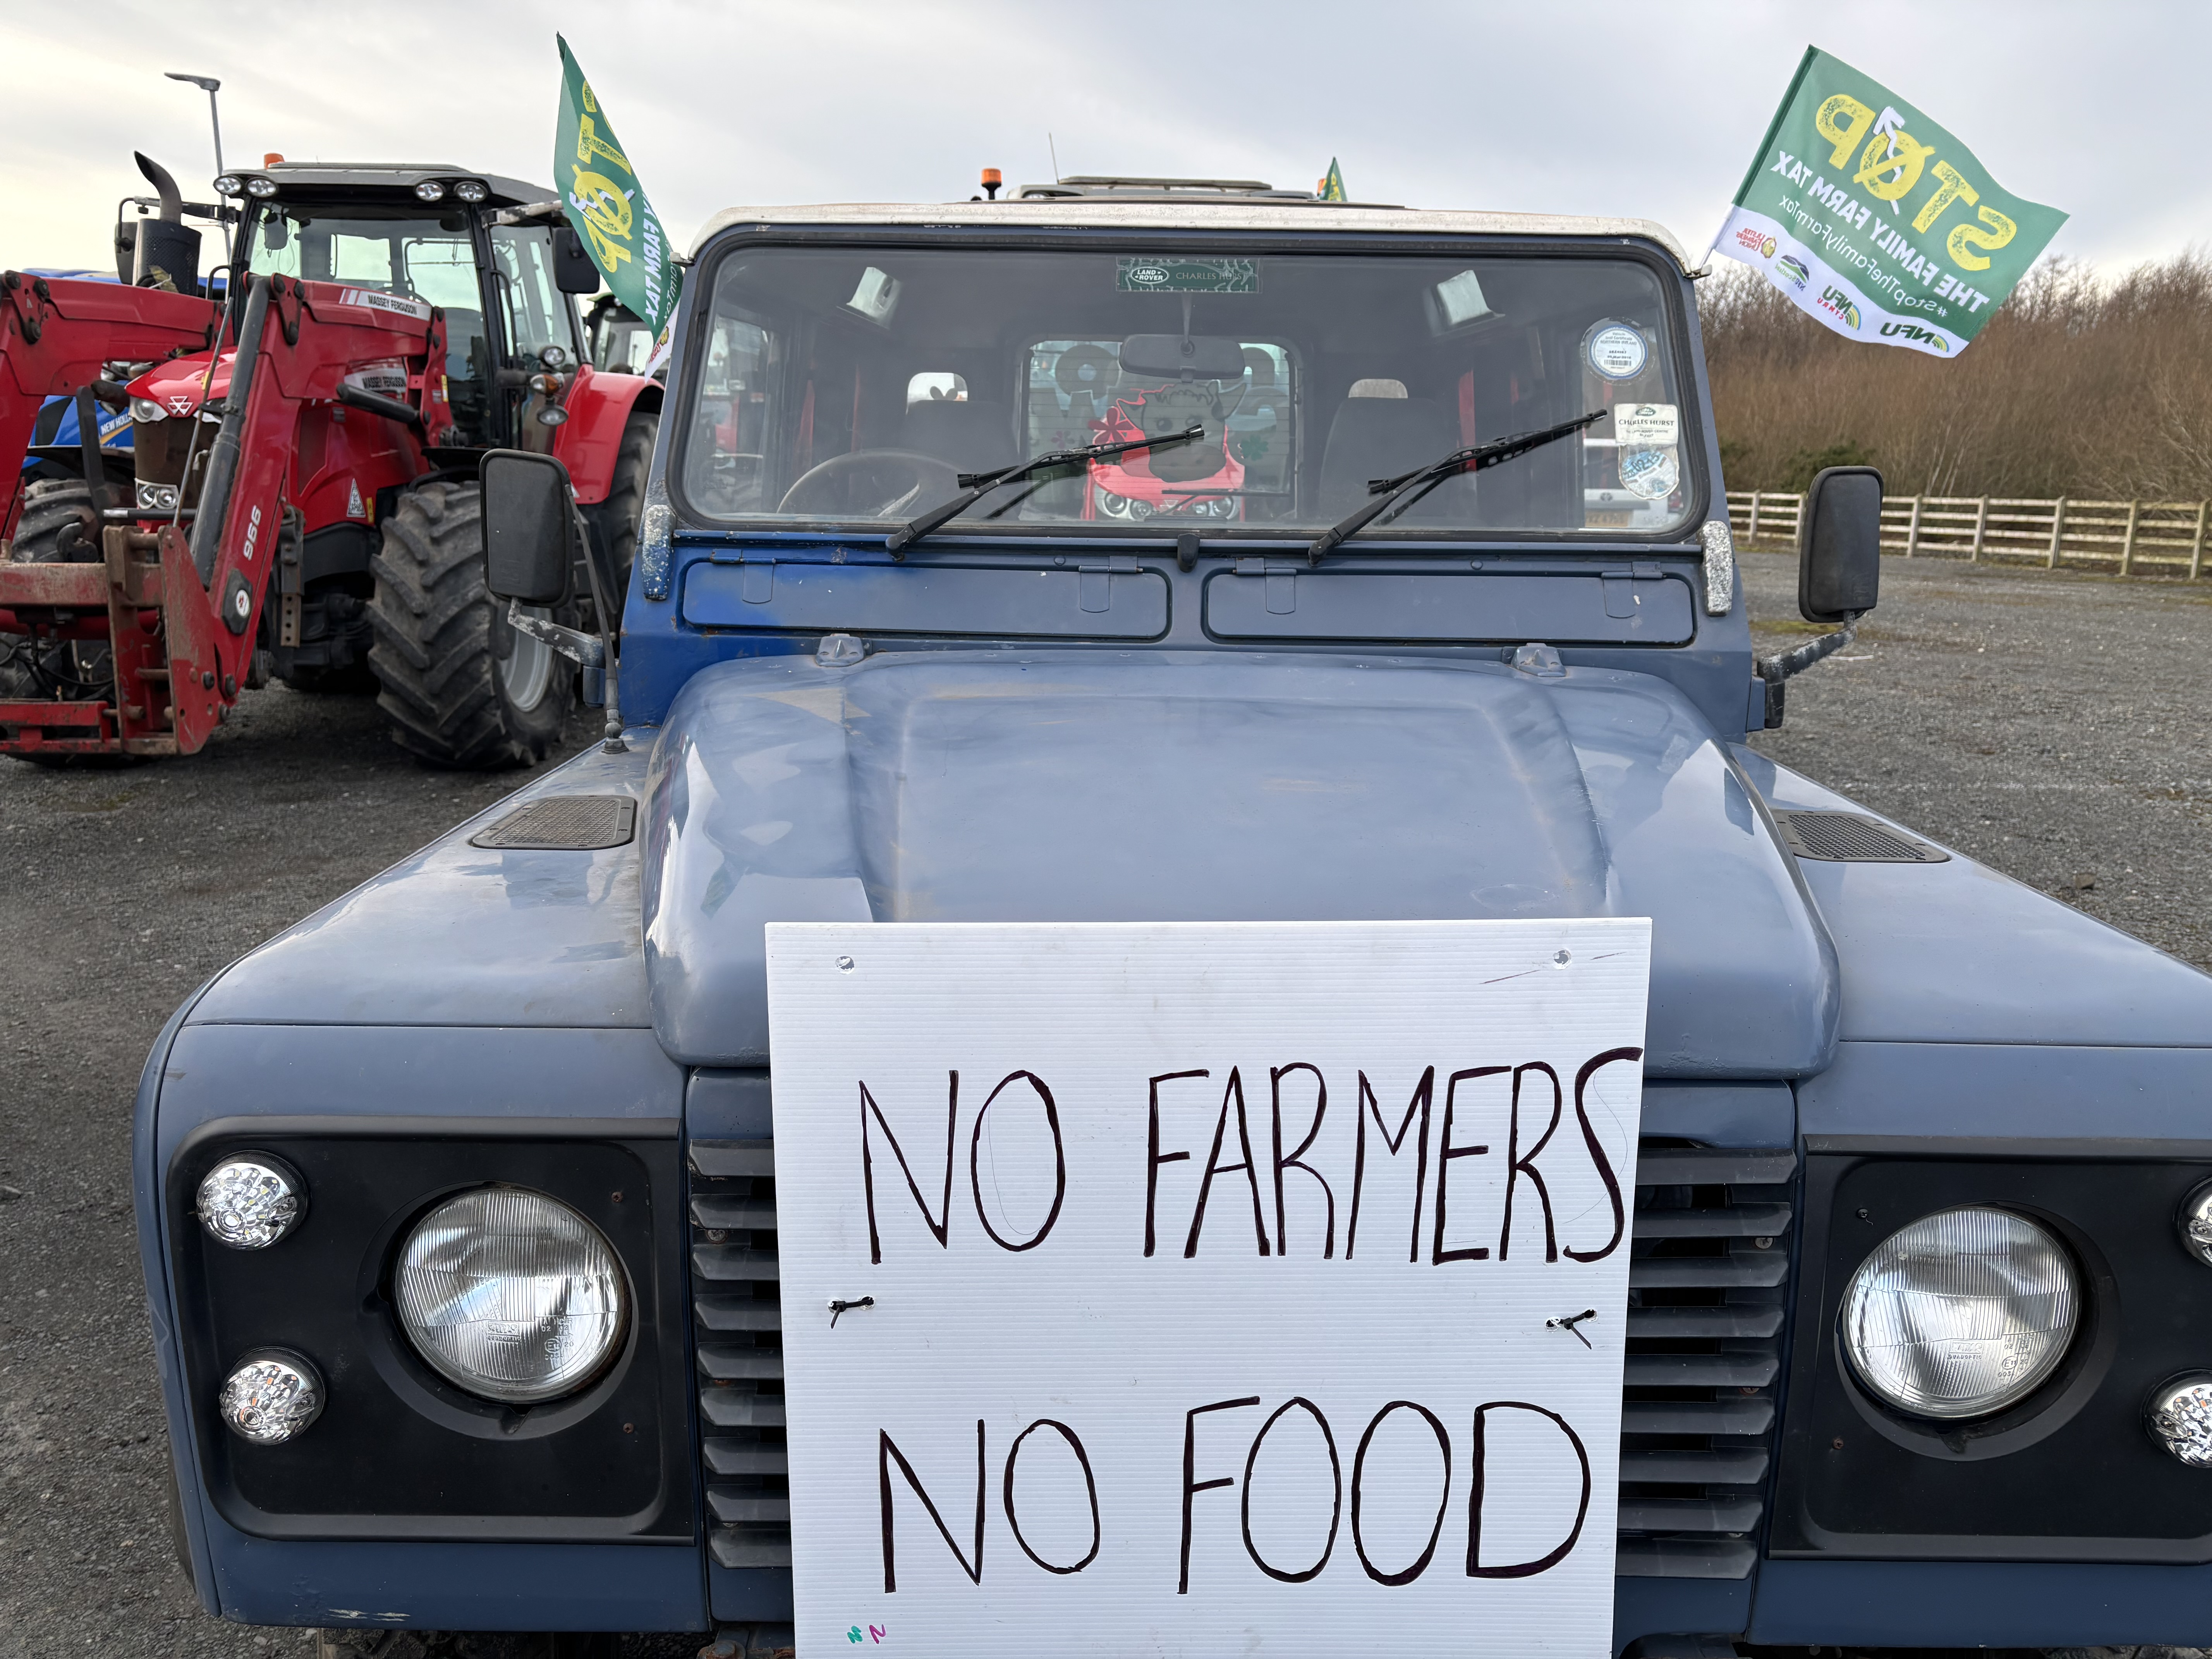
666,225,1711,546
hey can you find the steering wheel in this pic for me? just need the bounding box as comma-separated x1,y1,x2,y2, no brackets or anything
776,450,959,517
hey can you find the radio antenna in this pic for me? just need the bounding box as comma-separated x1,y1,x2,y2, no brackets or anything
1048,133,1061,184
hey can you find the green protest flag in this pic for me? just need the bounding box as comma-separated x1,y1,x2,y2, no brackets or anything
555,36,680,357
1319,158,1346,202
1716,46,2066,356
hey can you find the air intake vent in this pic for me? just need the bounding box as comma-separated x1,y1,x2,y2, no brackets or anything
469,794,637,850
1772,810,1947,864
1619,1142,1797,1579
689,1138,790,1569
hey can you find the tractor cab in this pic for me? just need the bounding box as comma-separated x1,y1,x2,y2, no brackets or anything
219,163,589,452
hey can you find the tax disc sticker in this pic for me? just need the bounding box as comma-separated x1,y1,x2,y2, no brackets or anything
1619,446,1679,500
1585,322,1649,381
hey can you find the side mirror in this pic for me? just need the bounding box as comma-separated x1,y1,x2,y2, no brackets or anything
482,449,574,604
551,224,601,295
1799,465,1884,623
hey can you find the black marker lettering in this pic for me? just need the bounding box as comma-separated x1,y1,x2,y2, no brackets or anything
860,1073,957,1265
1346,1067,1434,1262
1240,1396,1341,1583
1002,1419,1101,1575
968,1070,1067,1252
878,1419,985,1592
1351,1401,1452,1586
1180,1396,1261,1594
1499,1062,1563,1263
1432,1066,1504,1265
1466,1402,1590,1578
1561,1047,1642,1263
1270,1064,1335,1258
1145,1070,1206,1258
1183,1067,1271,1259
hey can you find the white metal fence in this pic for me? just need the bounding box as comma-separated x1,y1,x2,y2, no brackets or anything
1728,491,2212,579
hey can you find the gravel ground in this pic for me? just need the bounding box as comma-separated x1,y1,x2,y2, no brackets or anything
2,552,2207,1657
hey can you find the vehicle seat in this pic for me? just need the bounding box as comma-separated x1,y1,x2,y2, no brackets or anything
900,399,1017,473
1317,384,1457,517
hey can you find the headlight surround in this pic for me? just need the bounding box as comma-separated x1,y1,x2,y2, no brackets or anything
1840,1206,2079,1420
393,1188,627,1404
129,397,167,423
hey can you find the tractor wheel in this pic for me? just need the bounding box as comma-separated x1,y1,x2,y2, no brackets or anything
366,479,572,770
586,407,658,626
1,477,114,718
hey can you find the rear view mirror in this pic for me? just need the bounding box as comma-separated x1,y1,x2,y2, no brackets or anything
1118,334,1248,381
1799,465,1884,623
482,450,574,604
551,224,601,295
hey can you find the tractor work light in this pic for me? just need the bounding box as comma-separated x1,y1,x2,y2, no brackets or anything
1840,1207,2078,1420
243,176,278,198
218,1350,324,1444
213,174,243,197
452,179,489,204
393,1188,626,1404
413,180,447,203
194,1155,304,1249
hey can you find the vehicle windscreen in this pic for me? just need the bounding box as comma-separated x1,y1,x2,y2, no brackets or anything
678,243,1696,539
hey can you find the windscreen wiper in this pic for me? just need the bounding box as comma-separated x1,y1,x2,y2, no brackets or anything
1304,409,1606,565
885,424,1206,557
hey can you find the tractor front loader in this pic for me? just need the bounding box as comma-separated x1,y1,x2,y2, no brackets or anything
0,274,455,759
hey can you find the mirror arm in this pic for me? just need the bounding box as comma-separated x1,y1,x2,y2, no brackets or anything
1757,612,1859,685
568,502,627,753
504,597,604,669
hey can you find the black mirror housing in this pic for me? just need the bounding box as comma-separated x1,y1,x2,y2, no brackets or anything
482,450,574,605
1117,334,1249,382
551,225,601,295
1799,464,1884,623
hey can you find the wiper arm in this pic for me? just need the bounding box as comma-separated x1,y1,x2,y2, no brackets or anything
885,423,1206,556
1303,409,1606,565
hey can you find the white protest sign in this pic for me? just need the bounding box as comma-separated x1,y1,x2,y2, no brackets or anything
766,918,1651,1659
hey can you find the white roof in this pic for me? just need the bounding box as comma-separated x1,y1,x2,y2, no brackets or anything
687,200,1694,270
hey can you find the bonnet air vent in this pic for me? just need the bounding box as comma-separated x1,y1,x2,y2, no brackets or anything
1771,810,1948,864
469,794,637,850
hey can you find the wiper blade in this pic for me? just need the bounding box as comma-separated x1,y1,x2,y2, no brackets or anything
1304,409,1606,565
885,423,1206,556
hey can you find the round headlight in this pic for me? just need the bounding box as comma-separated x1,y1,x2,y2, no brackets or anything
413,180,447,203
129,397,167,423
195,1154,305,1248
213,173,243,197
243,176,278,199
452,179,489,204
394,1188,626,1403
2178,1182,2212,1265
1841,1206,2078,1420
218,1350,324,1443
2147,1374,2212,1466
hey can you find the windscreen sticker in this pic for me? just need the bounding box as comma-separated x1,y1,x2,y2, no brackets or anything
338,288,434,322
1619,446,1680,500
1585,321,1649,380
1613,402,1680,446
1117,257,1258,294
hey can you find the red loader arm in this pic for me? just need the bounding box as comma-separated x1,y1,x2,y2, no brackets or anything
0,271,218,537
0,275,447,759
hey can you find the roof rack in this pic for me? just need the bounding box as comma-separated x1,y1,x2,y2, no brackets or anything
1015,175,1318,201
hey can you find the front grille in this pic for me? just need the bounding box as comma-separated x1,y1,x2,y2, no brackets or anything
684,1131,1792,1580
1618,1142,1797,1579
689,1138,791,1569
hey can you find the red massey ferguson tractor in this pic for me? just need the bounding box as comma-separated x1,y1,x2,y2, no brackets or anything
0,161,658,768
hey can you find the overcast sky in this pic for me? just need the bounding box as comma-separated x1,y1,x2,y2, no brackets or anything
8,0,2199,278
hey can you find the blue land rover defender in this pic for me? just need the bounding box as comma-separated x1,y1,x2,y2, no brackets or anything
137,179,2212,1657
